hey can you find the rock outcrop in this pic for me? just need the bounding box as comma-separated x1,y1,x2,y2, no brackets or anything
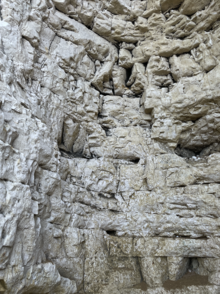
0,0,220,293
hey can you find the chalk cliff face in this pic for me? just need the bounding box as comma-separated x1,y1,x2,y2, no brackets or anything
1,0,220,293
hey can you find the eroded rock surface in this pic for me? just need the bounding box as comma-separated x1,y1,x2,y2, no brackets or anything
0,0,220,293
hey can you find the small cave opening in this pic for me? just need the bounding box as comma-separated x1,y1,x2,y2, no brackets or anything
106,230,117,236
98,113,104,119
0,279,6,292
125,67,133,84
101,126,111,136
59,147,84,159
175,145,200,159
133,257,211,292
175,142,220,159
163,258,210,290
130,158,140,164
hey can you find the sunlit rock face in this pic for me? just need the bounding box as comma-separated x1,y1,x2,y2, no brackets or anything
0,0,220,293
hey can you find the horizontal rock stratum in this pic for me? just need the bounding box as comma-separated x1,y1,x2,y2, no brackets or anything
0,0,220,293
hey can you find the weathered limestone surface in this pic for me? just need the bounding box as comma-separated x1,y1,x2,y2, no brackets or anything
1,0,220,293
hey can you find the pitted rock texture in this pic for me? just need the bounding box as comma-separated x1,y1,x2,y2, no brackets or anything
1,0,220,293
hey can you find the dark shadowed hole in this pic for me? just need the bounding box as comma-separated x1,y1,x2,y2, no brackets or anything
59,149,85,159
175,142,220,158
175,145,198,158
98,114,104,119
1,229,5,239
0,279,6,291
130,158,140,164
173,236,208,240
101,126,111,136
106,230,116,236
126,67,133,84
